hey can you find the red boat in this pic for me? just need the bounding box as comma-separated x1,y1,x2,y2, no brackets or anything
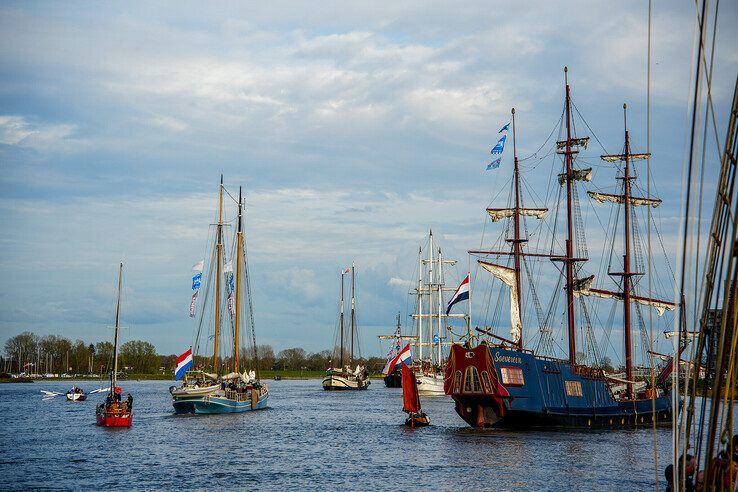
96,263,134,428
402,362,429,427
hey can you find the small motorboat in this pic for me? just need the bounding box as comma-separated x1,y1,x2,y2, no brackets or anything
402,362,429,428
66,386,87,401
96,386,132,427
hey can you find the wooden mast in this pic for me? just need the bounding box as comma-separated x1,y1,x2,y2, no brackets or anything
510,108,524,351
620,104,635,399
213,175,223,374
234,186,243,374
112,262,123,390
563,67,578,365
350,261,356,363
339,269,345,368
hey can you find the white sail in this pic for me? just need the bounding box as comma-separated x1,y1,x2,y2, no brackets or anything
556,136,590,149
572,275,676,316
601,152,651,162
487,208,548,222
479,261,521,343
587,191,661,208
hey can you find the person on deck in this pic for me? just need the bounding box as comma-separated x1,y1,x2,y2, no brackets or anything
665,454,695,492
705,434,738,490
126,393,133,409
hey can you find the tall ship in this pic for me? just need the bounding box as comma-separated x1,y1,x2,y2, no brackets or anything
322,263,370,390
96,262,133,427
171,176,269,414
412,230,468,396
446,69,677,428
378,314,417,387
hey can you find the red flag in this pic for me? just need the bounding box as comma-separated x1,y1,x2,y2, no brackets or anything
401,362,420,413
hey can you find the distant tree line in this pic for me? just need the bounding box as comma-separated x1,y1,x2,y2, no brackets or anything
2,332,387,376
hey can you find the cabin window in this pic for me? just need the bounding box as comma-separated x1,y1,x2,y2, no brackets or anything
500,366,525,386
565,380,583,397
463,366,481,393
481,371,493,394
453,371,462,393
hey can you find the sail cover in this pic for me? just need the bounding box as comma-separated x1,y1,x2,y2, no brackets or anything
558,168,593,187
479,261,522,343
572,275,677,316
486,208,548,222
587,191,662,208
601,152,651,162
556,137,590,149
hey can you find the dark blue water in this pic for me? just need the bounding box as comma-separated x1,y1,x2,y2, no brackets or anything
1,379,674,490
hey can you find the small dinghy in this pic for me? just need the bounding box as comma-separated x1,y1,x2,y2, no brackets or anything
402,362,429,428
66,386,87,401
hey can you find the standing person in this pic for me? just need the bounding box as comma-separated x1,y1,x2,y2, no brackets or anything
706,434,738,490
126,393,133,409
665,454,696,492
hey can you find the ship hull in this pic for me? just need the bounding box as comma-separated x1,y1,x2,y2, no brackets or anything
66,393,87,402
172,392,269,414
322,373,370,390
446,343,673,429
383,369,402,388
416,374,446,397
96,411,133,427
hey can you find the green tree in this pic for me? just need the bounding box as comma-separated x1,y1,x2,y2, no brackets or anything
3,331,38,374
277,347,306,371
39,335,72,373
94,341,114,373
119,340,158,373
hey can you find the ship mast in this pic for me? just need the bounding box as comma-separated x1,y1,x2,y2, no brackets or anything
213,175,223,374
112,262,123,390
620,105,636,398
428,230,434,361
339,269,345,368
437,248,443,366
511,108,524,350
350,261,356,364
417,246,423,363
563,69,577,365
233,187,243,374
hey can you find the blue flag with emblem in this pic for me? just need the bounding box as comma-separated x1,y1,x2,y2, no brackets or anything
499,122,510,133
486,158,501,171
192,272,202,290
491,135,506,155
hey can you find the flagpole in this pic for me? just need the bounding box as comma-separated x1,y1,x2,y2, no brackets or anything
417,246,423,364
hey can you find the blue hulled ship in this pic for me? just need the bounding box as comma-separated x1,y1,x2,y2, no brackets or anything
446,68,677,429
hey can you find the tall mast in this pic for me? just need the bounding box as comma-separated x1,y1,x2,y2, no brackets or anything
428,230,434,361
213,175,223,373
621,104,635,398
234,186,243,374
563,67,577,365
511,108,524,351
350,261,356,363
112,262,123,390
417,246,423,363
437,248,443,367
339,269,345,368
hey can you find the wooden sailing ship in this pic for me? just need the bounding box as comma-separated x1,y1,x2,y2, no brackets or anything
446,69,677,429
378,314,416,388
171,177,269,414
322,263,370,390
96,262,133,427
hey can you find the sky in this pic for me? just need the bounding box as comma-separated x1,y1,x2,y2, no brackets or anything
0,1,736,361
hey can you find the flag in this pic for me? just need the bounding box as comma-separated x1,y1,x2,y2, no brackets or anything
446,274,470,314
486,158,501,170
499,122,510,133
175,348,193,380
192,260,204,272
227,272,235,293
189,291,198,317
227,293,235,316
382,343,413,375
342,267,350,274
192,272,202,291
491,135,506,155
224,261,233,273
433,333,440,343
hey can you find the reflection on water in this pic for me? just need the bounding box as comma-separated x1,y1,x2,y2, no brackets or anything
1,379,680,490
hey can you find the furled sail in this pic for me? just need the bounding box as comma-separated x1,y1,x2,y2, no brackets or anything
601,152,651,162
587,191,662,208
479,261,522,342
556,136,590,149
486,208,548,222
572,275,677,316
558,167,593,187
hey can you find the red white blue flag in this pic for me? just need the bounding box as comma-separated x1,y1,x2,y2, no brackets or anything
382,343,413,375
175,348,193,380
446,274,470,314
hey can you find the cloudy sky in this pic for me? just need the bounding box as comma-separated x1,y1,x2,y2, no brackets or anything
1,1,736,362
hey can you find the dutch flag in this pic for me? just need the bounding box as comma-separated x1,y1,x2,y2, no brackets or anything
175,347,193,380
382,344,413,375
446,274,470,315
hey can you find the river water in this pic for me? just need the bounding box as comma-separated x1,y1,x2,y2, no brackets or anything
1,379,678,490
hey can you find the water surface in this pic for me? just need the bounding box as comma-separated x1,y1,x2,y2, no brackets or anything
1,379,675,490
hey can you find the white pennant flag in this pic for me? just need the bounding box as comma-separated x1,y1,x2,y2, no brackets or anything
192,260,204,272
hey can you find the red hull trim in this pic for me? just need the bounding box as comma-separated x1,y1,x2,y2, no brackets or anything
96,413,133,427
